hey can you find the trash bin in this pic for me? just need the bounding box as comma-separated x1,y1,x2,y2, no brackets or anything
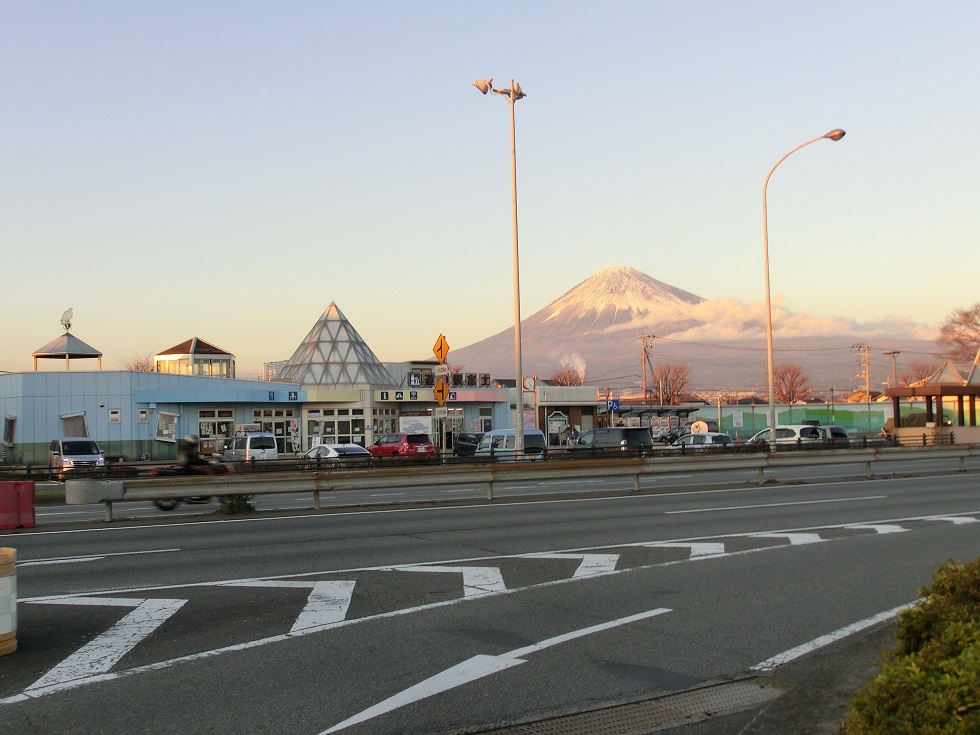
0,547,15,656
0,482,35,530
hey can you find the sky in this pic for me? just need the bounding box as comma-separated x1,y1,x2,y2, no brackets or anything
3,1,978,377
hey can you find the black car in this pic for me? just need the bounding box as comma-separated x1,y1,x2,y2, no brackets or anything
452,432,485,456
570,427,655,452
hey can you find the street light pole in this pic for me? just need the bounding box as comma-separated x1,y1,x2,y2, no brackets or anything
762,129,845,449
473,78,527,454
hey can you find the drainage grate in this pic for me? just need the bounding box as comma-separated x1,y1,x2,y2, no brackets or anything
477,678,783,734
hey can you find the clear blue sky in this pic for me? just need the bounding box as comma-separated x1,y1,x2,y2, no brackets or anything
3,1,977,375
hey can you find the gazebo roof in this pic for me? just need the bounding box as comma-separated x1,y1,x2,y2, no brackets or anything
156,337,232,357
32,333,103,370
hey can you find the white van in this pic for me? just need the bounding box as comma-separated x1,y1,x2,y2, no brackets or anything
748,425,849,447
474,429,548,461
222,432,279,462
50,437,105,478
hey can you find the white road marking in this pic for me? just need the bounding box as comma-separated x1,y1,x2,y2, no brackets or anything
385,565,506,597
666,496,887,514
219,580,357,632
749,532,824,545
639,542,727,557
19,548,180,567
928,515,978,524
752,601,918,671
292,581,356,633
845,524,906,534
22,597,187,696
521,553,620,576
320,607,672,733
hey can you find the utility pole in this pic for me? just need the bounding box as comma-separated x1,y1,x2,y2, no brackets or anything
639,334,656,403
884,350,901,390
854,343,871,431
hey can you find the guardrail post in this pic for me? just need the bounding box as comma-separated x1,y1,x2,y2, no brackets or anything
633,473,640,493
313,490,320,510
865,460,873,479
104,501,113,522
758,466,765,486
487,480,494,501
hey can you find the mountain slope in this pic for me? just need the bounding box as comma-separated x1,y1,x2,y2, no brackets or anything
449,265,941,394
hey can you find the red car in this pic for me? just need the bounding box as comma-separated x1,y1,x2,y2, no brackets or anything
367,432,436,458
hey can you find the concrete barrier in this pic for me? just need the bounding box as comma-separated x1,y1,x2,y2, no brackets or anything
0,548,15,656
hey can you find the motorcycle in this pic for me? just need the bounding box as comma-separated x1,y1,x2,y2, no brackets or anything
149,461,231,511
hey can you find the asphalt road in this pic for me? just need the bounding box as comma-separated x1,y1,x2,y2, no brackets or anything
2,469,978,734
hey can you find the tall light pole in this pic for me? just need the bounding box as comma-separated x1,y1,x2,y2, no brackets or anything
762,129,845,449
473,77,527,454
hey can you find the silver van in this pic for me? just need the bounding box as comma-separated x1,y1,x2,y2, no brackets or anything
50,437,105,478
222,432,279,462
748,424,849,447
474,429,548,461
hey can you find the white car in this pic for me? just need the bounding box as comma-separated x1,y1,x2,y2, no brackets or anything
666,432,733,451
302,443,372,465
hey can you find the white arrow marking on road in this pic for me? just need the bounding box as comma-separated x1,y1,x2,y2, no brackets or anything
749,532,824,545
639,542,727,558
220,580,357,633
25,597,187,695
386,565,506,597
520,553,620,576
320,607,672,734
846,524,907,534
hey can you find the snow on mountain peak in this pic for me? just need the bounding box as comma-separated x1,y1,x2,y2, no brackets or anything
543,265,704,327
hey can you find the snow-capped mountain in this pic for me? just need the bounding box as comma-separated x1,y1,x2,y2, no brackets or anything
448,265,941,395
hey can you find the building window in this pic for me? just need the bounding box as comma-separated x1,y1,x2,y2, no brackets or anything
109,409,121,424
2,415,14,446
139,409,149,423
156,412,179,442
61,412,88,437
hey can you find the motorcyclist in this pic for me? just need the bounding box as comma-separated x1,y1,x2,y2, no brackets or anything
177,435,209,471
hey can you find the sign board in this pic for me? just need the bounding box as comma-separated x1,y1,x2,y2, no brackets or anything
433,377,449,406
432,334,450,364
433,407,448,419
606,399,620,411
434,364,450,377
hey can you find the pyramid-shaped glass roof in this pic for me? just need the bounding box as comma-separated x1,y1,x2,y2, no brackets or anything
278,303,395,388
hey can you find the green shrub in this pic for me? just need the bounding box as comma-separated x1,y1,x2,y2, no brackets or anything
842,558,980,734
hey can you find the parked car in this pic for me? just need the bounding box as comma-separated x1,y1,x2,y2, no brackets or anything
570,426,654,452
302,443,373,466
666,432,734,451
474,429,548,461
452,432,485,456
50,437,105,479
367,432,435,458
748,424,849,447
222,432,279,462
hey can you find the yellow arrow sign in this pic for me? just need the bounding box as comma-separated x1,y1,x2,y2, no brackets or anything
432,334,450,364
433,376,449,406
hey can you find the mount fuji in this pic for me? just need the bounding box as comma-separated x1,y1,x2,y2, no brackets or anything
448,265,941,395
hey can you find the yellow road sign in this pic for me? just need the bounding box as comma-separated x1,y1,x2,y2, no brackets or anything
433,376,449,406
432,334,450,364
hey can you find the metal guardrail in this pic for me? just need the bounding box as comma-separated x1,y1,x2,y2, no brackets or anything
63,443,980,522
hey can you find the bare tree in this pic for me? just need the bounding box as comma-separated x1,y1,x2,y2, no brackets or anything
549,369,582,386
123,353,155,372
899,360,939,387
938,303,980,363
773,363,812,403
651,362,691,405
